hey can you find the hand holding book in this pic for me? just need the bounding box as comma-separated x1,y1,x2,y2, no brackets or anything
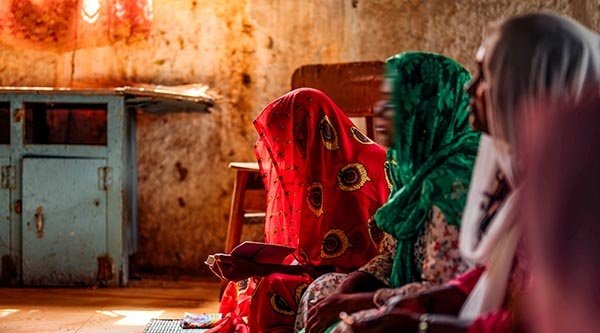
205,241,335,281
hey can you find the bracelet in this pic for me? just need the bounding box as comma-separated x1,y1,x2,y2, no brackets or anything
418,313,431,333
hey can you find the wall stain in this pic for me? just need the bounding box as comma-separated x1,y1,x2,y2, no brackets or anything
175,161,188,182
242,72,252,87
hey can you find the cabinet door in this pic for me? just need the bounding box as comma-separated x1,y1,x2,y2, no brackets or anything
22,158,107,286
0,157,10,278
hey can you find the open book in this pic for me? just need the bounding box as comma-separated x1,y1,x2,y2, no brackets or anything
229,241,296,265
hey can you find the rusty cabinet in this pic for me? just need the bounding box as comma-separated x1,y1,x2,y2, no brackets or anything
0,86,212,286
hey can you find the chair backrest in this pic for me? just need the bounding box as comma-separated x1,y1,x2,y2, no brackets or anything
291,61,384,139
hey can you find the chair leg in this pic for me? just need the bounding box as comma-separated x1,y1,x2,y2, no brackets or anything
221,170,250,298
225,170,250,254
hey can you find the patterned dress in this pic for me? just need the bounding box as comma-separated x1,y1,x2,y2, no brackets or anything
295,205,468,331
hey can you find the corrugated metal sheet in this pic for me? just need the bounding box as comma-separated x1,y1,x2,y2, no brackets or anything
0,83,216,113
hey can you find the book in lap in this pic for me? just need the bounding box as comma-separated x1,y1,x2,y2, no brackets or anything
180,312,222,329
230,241,296,265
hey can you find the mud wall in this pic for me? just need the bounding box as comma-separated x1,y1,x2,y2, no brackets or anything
0,0,597,274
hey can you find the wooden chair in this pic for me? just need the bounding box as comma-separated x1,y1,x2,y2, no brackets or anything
290,61,384,139
224,162,266,254
224,61,384,256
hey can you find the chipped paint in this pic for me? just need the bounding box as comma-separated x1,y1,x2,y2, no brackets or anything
1,255,16,284
97,255,114,284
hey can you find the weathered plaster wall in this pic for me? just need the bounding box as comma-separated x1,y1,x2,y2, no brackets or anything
0,0,597,274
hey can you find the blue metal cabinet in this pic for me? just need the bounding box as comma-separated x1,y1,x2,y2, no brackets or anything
22,158,108,286
1,103,11,278
0,85,213,287
0,157,10,280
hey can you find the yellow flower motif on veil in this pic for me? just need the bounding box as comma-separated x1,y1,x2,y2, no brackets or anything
321,229,351,259
350,126,374,145
337,163,370,192
319,115,339,150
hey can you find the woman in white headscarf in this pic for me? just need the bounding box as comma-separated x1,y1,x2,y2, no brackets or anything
334,12,600,333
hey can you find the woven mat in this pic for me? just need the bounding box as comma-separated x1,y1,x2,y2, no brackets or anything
143,319,207,333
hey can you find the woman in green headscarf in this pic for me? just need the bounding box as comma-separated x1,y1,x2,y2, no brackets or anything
297,52,480,333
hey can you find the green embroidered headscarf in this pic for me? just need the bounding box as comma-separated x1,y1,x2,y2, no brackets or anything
375,52,480,287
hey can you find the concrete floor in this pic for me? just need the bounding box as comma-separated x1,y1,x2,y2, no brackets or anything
0,277,221,333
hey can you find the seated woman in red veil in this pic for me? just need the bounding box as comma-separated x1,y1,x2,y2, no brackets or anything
207,87,390,332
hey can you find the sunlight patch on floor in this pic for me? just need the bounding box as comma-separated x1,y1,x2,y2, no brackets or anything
101,310,166,326
0,309,19,317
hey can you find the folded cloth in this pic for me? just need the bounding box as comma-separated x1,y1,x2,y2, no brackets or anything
180,312,222,329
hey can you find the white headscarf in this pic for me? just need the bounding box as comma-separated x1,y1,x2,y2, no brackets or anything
459,12,600,321
458,135,521,320
485,12,600,160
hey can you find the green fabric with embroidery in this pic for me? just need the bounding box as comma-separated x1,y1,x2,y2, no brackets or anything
375,52,480,288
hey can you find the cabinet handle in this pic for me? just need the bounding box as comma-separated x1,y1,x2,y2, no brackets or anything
35,207,44,238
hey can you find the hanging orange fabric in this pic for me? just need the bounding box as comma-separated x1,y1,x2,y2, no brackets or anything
0,0,152,52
